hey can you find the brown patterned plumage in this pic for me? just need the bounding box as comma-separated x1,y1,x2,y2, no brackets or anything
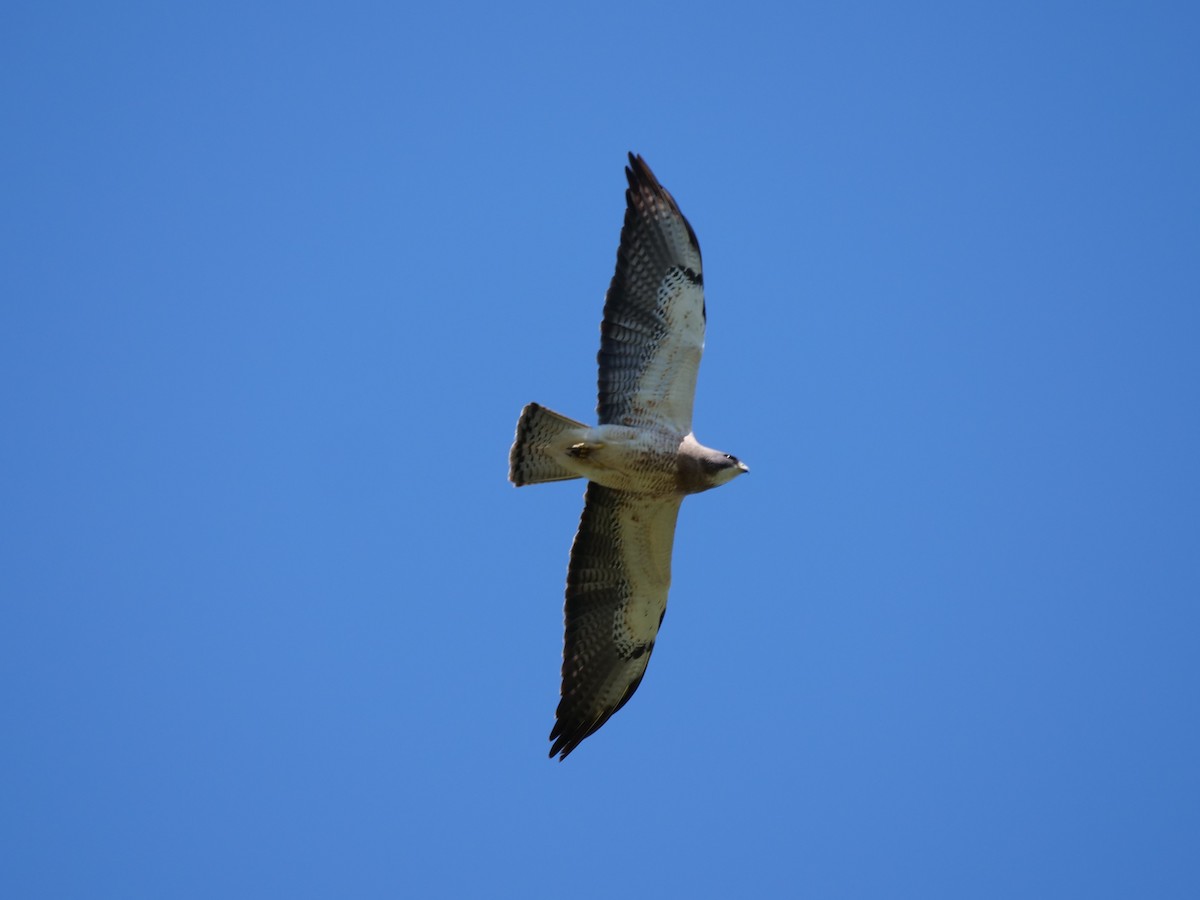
509,154,748,760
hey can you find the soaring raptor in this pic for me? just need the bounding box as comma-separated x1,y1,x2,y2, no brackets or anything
509,154,748,760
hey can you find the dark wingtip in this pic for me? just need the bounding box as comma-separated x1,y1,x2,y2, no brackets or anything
547,669,649,761
621,152,700,254
549,710,596,761
625,152,659,192
548,725,580,761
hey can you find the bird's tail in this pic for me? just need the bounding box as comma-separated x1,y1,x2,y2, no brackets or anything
509,403,586,486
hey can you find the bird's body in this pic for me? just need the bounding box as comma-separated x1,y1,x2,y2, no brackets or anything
509,154,747,760
513,413,735,495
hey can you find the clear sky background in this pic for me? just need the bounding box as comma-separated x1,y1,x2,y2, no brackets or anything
3,3,1198,897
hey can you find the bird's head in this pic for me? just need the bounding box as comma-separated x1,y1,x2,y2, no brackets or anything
677,437,750,493
709,452,749,487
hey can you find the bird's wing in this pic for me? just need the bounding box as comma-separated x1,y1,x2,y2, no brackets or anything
550,483,683,759
597,154,706,436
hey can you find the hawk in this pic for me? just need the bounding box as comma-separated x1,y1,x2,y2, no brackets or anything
509,153,748,760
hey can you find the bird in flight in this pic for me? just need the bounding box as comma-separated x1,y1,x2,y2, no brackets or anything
509,153,748,760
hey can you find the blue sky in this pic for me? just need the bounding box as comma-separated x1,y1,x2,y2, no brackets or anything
3,2,1199,897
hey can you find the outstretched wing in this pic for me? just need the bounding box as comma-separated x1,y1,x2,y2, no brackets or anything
597,154,706,436
550,483,683,760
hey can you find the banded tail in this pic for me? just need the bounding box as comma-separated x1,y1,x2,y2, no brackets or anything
509,403,586,486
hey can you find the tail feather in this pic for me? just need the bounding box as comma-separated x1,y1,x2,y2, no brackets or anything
509,403,586,486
